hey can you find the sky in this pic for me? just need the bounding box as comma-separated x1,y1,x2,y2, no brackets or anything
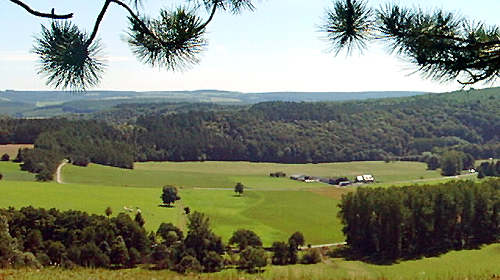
1,0,499,92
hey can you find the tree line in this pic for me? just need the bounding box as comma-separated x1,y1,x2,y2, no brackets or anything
0,207,320,273
133,90,499,163
1,118,134,180
338,179,500,262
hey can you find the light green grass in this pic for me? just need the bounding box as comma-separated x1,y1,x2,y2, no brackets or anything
0,161,35,181
3,244,499,280
181,189,343,245
0,181,342,245
63,161,442,189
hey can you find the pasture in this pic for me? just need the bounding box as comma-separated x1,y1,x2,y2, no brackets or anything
2,243,499,280
62,160,443,189
0,160,472,245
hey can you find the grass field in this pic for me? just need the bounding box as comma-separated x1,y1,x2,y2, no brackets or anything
0,180,342,245
0,160,476,245
0,161,35,181
1,160,498,279
62,161,443,189
2,243,499,280
0,144,33,158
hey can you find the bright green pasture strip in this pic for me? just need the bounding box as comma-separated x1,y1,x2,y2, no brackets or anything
63,164,320,189
180,189,281,245
242,191,343,245
0,181,180,233
63,163,234,188
3,244,499,280
0,181,343,246
135,161,442,184
0,161,35,181
181,189,342,245
64,161,442,189
361,244,500,279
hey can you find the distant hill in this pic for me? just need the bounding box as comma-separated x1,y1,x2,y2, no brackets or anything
0,89,429,118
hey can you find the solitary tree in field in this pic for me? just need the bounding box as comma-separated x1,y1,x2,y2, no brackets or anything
322,0,500,86
161,185,181,206
7,0,257,90
105,206,113,218
234,182,244,196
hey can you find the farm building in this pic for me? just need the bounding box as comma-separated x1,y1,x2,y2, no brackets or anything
355,174,375,183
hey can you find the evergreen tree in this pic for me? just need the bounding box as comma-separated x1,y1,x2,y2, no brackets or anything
323,0,500,85
8,0,258,90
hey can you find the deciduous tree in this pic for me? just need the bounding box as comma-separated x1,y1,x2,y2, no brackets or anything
161,186,180,206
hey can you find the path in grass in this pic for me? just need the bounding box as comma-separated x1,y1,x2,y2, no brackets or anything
55,160,67,184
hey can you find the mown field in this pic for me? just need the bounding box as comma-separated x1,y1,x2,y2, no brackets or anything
62,160,444,189
1,159,498,279
1,160,446,245
2,243,499,280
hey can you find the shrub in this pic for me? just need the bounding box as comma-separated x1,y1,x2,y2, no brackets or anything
202,251,224,272
238,246,267,273
175,255,203,274
271,241,289,265
36,252,51,267
1,153,9,161
229,229,263,251
301,248,322,264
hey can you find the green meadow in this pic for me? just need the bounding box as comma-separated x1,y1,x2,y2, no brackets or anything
0,160,476,245
1,160,445,245
1,160,498,279
62,160,443,189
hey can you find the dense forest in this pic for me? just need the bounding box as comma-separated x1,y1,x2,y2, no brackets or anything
0,88,498,178
132,89,499,163
0,118,134,179
338,179,500,262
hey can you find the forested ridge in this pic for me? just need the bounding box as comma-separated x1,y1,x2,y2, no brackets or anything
133,88,499,163
0,88,498,177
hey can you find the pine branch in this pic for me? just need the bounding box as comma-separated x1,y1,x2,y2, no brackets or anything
9,0,73,19
86,0,112,47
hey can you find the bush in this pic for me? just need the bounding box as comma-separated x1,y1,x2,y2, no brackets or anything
301,248,322,264
36,252,51,267
71,155,90,167
271,241,289,265
175,255,203,274
1,153,9,161
229,229,263,251
202,251,224,272
238,246,267,273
